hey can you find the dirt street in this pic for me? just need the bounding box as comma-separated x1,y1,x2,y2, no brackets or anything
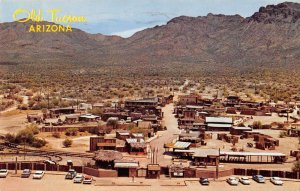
149,102,180,166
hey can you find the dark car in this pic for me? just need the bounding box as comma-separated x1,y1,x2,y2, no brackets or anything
65,169,77,179
200,177,210,185
21,169,31,178
252,175,265,183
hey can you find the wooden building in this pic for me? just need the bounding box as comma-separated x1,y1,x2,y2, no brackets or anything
192,149,219,166
27,114,42,123
114,159,139,177
147,164,161,179
220,151,286,163
205,117,233,131
230,126,252,135
49,108,75,117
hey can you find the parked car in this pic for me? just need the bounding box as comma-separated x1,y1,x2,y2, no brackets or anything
83,175,93,184
44,160,56,165
252,175,265,183
65,169,77,179
199,177,210,185
227,177,239,185
239,176,251,185
33,171,45,179
270,177,283,185
21,169,31,178
73,174,83,183
0,169,8,178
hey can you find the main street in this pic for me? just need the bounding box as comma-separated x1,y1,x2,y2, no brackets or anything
149,95,181,166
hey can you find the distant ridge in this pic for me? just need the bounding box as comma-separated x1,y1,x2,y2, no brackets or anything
0,2,299,68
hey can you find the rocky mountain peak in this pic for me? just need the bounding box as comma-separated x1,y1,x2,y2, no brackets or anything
248,2,300,23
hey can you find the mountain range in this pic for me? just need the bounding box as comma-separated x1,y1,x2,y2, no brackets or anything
0,2,299,69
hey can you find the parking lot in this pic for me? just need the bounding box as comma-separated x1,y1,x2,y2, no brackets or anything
0,172,299,191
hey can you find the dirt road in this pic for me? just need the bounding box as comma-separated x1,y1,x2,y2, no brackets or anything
149,102,180,165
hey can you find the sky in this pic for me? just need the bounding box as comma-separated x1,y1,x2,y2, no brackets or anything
1,0,300,37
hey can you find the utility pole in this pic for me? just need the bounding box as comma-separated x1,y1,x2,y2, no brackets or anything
15,157,18,174
156,147,158,164
216,148,220,179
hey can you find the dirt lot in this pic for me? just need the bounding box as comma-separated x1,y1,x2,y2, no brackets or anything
0,173,298,191
0,111,27,134
200,130,298,171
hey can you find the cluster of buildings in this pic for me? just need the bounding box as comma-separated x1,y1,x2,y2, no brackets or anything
157,93,293,171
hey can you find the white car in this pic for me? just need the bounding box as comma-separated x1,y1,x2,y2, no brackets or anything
33,171,45,179
270,177,283,185
73,174,83,183
227,177,239,185
239,176,251,185
0,169,8,178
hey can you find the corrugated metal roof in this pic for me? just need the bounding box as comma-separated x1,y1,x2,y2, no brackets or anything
220,151,285,157
206,117,232,124
193,149,219,158
132,133,144,137
114,162,139,168
126,138,145,143
174,141,191,149
207,123,232,128
174,150,195,153
80,114,99,119
118,132,130,136
232,126,252,130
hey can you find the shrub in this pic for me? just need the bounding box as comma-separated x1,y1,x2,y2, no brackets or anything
277,123,285,129
18,104,28,110
279,131,287,138
65,127,78,136
292,161,300,172
52,132,61,138
88,127,99,135
5,125,45,148
63,138,72,147
31,138,47,148
16,129,35,144
5,133,15,143
252,121,262,129
26,124,39,135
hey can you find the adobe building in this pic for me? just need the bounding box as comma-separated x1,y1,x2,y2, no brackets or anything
114,159,139,177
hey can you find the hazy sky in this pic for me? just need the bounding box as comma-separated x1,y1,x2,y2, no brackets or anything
1,0,300,37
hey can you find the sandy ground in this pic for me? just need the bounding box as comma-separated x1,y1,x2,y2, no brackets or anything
0,173,299,191
149,102,180,166
41,134,97,152
0,112,27,134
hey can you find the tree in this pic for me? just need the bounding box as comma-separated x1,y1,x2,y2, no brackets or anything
63,138,73,147
26,124,39,135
